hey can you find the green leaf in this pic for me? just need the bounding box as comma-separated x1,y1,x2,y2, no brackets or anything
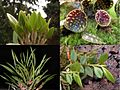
73,73,83,88
85,66,93,77
88,55,97,64
94,67,103,78
80,64,84,73
80,56,87,64
99,53,108,64
102,67,115,83
7,13,18,31
18,11,26,28
69,61,81,72
29,11,37,29
13,31,19,43
46,27,55,39
66,74,73,85
70,49,77,61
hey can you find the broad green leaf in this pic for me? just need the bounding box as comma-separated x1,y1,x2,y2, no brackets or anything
85,66,93,77
99,53,108,64
66,74,73,84
70,49,77,61
94,67,103,78
7,13,18,31
69,61,81,72
102,67,115,83
73,73,83,88
80,64,84,73
80,56,87,64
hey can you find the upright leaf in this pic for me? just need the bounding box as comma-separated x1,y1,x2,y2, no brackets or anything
7,13,18,31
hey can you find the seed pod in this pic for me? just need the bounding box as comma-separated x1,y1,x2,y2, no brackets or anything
82,0,95,18
64,9,87,32
95,10,111,27
115,0,120,17
94,0,113,11
60,1,82,20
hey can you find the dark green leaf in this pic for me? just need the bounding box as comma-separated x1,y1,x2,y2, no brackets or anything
85,66,93,77
99,53,108,64
69,61,81,72
102,67,115,83
73,73,83,87
94,67,103,78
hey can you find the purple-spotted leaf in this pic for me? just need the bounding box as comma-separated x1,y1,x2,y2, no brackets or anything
82,33,105,44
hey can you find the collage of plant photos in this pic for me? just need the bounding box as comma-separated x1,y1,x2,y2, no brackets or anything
0,0,120,90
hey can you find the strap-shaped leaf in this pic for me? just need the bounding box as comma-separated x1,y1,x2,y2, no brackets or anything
94,67,103,78
102,67,115,83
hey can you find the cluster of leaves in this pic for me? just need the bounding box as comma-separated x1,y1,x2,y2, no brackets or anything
0,0,38,44
60,48,115,89
7,10,55,45
0,48,55,90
